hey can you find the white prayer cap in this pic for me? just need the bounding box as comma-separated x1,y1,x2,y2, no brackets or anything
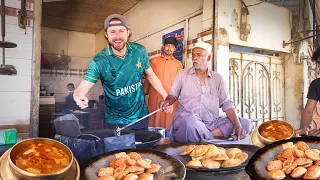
193,42,212,55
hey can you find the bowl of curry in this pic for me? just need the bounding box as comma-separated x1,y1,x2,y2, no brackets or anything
8,138,74,180
257,120,294,145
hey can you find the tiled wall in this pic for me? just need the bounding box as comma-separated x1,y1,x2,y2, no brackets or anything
0,0,34,125
40,69,103,103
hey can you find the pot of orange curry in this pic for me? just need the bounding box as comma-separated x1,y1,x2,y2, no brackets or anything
8,138,74,180
257,120,295,145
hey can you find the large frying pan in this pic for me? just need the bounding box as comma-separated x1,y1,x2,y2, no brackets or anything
82,148,186,180
245,136,320,180
156,142,260,173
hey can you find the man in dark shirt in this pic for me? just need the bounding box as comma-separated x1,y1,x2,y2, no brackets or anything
297,47,320,136
66,83,80,110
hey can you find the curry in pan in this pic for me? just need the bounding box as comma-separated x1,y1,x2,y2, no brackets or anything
14,143,70,174
259,121,293,141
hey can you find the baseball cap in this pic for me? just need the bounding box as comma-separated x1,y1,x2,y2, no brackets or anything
104,14,129,31
193,42,212,55
164,37,178,48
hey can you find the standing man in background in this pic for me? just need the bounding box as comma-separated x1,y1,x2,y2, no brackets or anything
144,37,183,135
65,83,80,111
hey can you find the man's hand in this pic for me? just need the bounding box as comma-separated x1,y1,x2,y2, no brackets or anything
73,94,89,109
231,126,246,140
295,127,308,136
306,129,320,136
159,100,173,113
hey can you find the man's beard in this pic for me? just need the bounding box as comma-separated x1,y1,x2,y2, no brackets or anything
193,61,207,71
109,38,126,51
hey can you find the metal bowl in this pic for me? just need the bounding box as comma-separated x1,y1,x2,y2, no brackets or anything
8,138,74,180
257,120,294,145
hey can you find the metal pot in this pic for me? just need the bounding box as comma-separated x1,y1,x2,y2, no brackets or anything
8,138,74,180
257,120,294,145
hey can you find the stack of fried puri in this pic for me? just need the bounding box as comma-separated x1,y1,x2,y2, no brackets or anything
267,141,320,180
97,152,161,180
179,144,248,169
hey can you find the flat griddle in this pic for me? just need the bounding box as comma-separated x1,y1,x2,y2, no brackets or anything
82,148,186,180
155,142,260,173
245,136,320,180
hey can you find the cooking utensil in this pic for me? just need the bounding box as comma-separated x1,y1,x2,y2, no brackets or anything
82,148,186,180
257,120,295,145
115,108,162,136
155,142,260,172
0,148,80,180
8,138,74,180
245,136,320,180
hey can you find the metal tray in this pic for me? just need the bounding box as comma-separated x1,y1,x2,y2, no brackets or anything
245,136,320,180
82,148,186,180
155,142,260,173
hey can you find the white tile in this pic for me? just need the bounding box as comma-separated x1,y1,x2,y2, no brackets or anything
0,76,31,91
0,92,31,109
0,116,30,125
0,108,30,117
5,58,32,76
0,24,33,36
1,0,34,11
5,33,33,45
0,16,33,27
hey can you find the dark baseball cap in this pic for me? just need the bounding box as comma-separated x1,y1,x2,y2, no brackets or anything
104,14,129,31
164,37,178,48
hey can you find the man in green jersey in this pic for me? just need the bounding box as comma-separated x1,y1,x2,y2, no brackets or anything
74,14,171,130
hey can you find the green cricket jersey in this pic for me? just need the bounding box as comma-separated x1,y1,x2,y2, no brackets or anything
83,42,150,124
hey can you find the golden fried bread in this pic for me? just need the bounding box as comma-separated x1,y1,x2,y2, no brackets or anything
123,174,139,180
268,170,286,180
217,147,227,154
294,158,313,166
146,164,161,173
267,160,283,171
282,142,295,150
276,152,287,161
282,155,295,167
98,176,116,180
305,149,320,161
294,148,306,158
144,159,152,164
126,166,145,173
301,163,313,168
235,152,248,163
296,141,309,151
98,167,114,177
201,158,221,169
303,165,320,179
129,152,142,160
137,159,152,169
204,146,220,159
127,158,137,166
186,160,202,168
211,153,229,161
190,145,209,157
180,145,196,155
113,170,129,180
115,152,128,159
221,159,242,168
191,156,204,161
290,167,307,178
311,149,320,155
282,163,297,175
281,148,294,158
315,161,320,166
226,148,242,159
137,173,154,180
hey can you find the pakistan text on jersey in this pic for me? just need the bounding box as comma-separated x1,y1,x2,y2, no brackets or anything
115,80,143,96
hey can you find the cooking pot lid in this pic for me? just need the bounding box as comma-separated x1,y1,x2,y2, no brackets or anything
0,41,17,48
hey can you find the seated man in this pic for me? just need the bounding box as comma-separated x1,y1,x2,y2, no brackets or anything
161,42,253,142
297,46,320,137
65,83,80,111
